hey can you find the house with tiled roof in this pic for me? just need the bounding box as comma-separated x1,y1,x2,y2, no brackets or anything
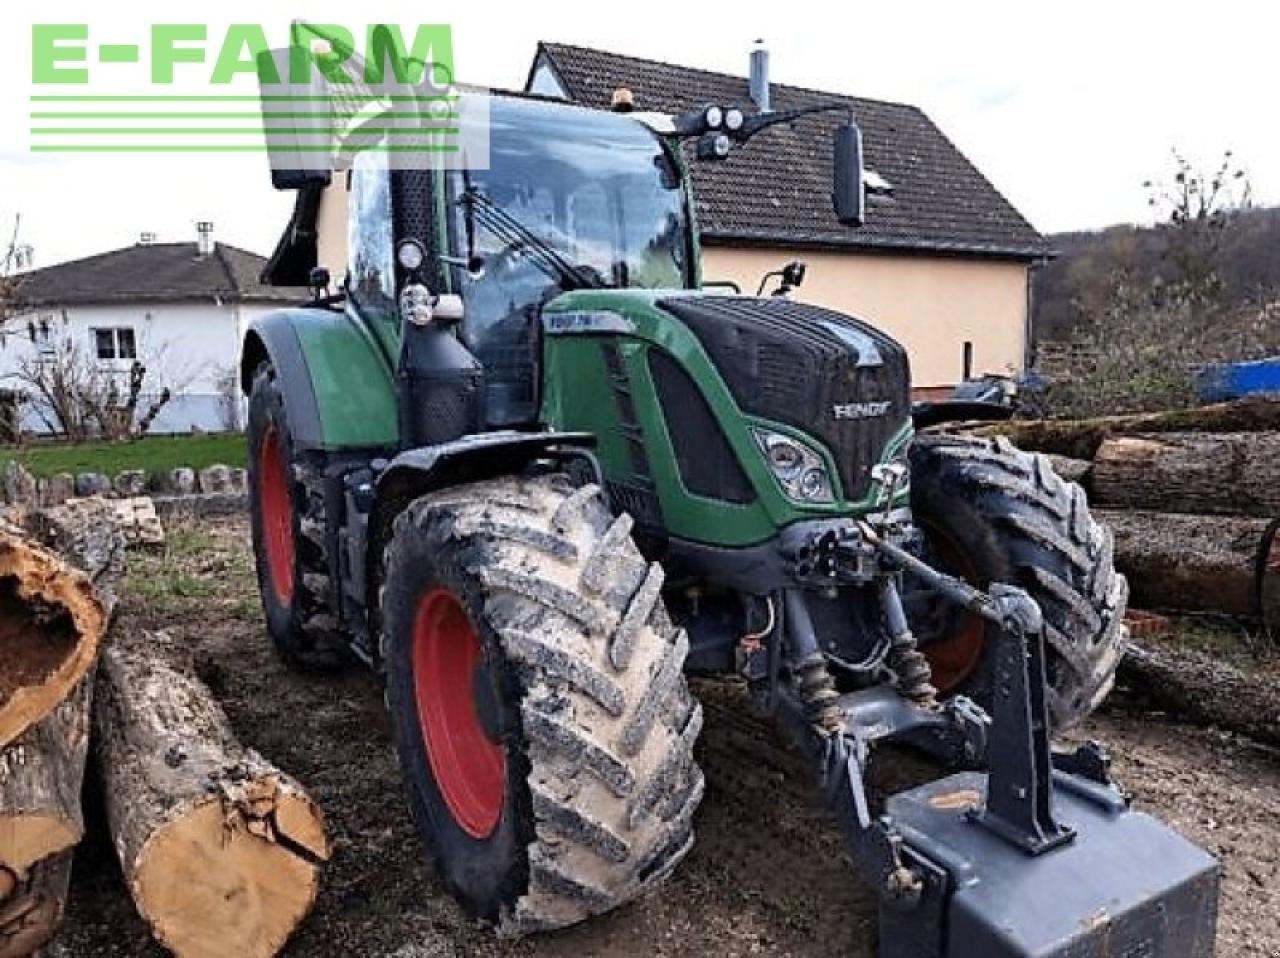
528,42,1050,395
5,226,302,433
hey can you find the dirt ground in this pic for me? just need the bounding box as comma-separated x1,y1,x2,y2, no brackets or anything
46,514,1280,957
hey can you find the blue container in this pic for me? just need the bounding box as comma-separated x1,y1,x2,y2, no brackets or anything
1198,357,1280,402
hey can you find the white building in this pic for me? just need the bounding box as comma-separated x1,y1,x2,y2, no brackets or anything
5,227,302,434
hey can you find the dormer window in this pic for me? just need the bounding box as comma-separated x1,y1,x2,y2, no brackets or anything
864,168,894,196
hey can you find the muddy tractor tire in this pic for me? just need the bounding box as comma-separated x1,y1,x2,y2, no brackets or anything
246,365,347,670
908,433,1128,730
380,474,704,933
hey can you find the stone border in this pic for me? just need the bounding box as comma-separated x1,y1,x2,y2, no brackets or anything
151,491,248,519
2,461,247,509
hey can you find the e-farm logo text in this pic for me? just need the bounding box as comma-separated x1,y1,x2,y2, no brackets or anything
28,22,483,168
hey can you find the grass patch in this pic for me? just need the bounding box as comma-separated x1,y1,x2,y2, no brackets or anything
1161,614,1275,671
125,520,259,620
127,563,218,617
5,433,245,478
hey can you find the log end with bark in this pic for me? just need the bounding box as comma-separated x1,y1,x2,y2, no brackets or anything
0,528,106,750
0,679,91,875
129,774,328,958
96,634,328,958
1,500,122,957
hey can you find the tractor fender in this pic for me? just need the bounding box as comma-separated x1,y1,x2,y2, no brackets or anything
241,307,398,451
367,431,599,592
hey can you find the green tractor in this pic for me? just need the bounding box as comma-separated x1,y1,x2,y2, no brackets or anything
245,88,1216,955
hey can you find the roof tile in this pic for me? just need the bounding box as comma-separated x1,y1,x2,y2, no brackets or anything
13,242,304,308
538,42,1048,259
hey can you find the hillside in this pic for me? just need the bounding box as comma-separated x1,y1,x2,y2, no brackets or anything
1034,205,1280,344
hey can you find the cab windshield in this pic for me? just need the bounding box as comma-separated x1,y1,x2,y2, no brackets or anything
450,95,692,425
453,96,692,296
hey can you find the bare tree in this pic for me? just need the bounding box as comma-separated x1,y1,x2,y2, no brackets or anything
1144,150,1251,304
1038,150,1259,418
214,363,244,431
0,216,36,441
8,333,173,441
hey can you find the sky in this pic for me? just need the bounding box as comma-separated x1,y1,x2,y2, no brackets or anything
3,0,1277,269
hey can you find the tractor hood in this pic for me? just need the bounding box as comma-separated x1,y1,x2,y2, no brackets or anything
657,294,912,504
542,290,912,505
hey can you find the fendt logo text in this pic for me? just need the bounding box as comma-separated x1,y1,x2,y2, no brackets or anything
832,401,892,420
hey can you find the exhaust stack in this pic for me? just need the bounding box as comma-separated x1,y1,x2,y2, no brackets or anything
749,41,771,113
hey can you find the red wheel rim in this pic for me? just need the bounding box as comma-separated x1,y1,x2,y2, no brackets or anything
258,425,295,605
412,588,505,839
917,522,986,694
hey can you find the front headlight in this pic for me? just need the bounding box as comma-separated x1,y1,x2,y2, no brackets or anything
751,429,834,503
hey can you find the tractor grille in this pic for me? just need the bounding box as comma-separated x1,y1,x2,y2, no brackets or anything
648,348,755,504
658,295,911,502
600,341,665,531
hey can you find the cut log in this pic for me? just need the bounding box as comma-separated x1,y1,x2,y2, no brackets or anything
1119,638,1280,749
94,631,328,958
0,499,125,955
969,395,1280,460
0,683,88,958
0,526,107,750
1092,432,1280,518
1099,509,1271,616
25,498,128,605
0,855,70,958
0,678,90,878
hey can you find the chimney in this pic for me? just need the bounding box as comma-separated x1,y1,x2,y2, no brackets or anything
195,221,214,257
749,40,771,113
138,231,156,245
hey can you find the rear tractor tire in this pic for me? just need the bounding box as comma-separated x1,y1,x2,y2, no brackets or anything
381,474,704,933
908,433,1128,731
246,364,348,670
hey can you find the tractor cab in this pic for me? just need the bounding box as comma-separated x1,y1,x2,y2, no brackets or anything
265,93,700,430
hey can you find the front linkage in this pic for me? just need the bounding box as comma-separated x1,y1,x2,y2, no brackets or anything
754,506,1219,958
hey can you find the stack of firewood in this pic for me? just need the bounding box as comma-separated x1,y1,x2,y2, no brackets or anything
0,500,328,958
970,398,1280,744
972,396,1280,624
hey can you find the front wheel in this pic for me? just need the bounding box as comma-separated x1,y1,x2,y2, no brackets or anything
246,365,346,669
381,474,704,934
908,433,1128,730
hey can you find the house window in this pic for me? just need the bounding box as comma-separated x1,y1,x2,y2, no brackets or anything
27,315,54,349
93,327,136,361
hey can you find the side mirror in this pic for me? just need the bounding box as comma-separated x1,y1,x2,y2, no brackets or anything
755,260,808,297
833,120,865,227
271,168,332,191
